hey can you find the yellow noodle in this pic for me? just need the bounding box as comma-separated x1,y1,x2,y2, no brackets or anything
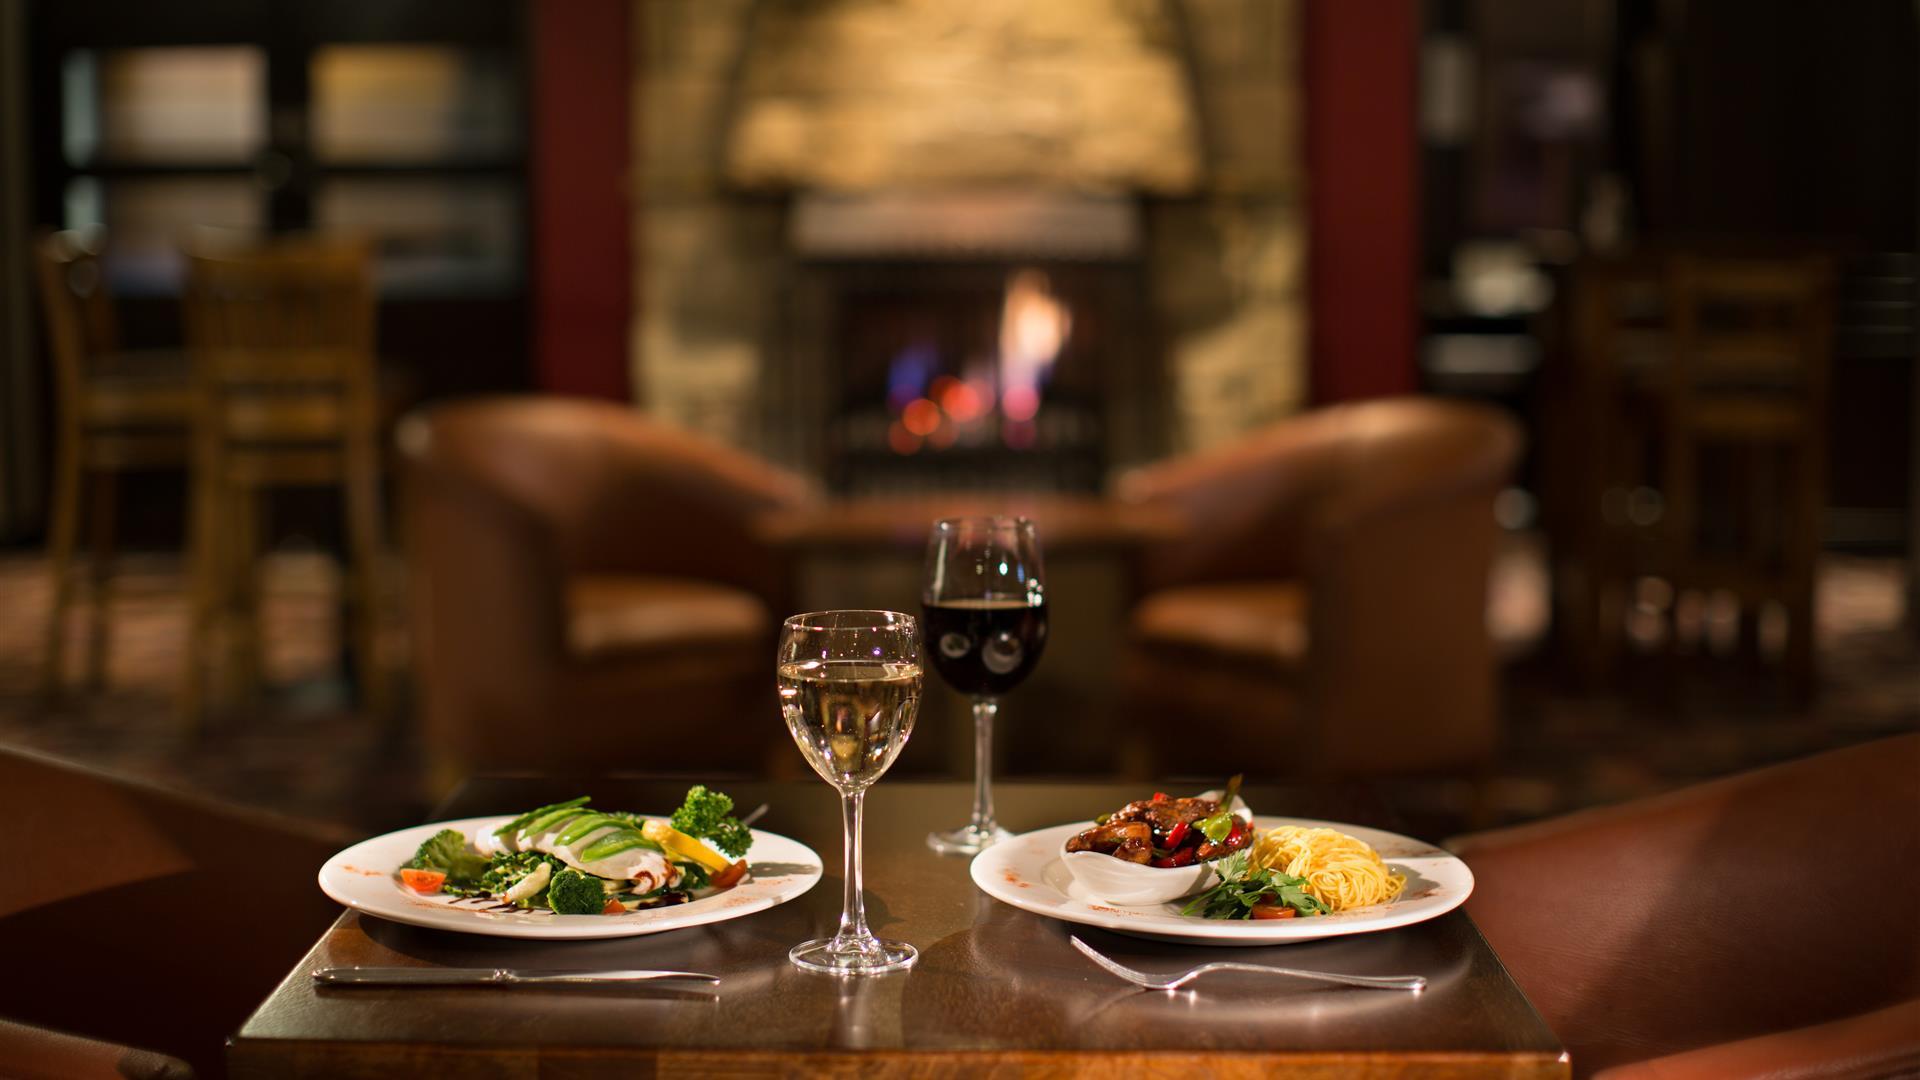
1249,826,1405,912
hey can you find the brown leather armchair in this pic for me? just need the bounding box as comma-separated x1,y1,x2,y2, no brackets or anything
1114,397,1523,778
400,397,817,785
0,745,351,1079
1451,734,1920,1079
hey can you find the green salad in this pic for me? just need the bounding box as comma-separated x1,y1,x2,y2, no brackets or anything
396,786,753,916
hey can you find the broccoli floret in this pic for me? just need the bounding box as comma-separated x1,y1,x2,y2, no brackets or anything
546,869,608,915
670,785,752,859
405,829,489,885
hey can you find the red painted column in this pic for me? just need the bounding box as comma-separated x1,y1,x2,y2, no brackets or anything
531,0,632,399
1304,0,1420,403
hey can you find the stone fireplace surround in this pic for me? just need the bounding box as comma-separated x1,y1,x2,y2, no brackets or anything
634,0,1304,478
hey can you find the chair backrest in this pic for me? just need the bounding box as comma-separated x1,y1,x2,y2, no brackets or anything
402,396,818,601
1668,254,1834,402
1661,255,1834,573
31,228,120,418
183,236,378,453
1115,398,1522,592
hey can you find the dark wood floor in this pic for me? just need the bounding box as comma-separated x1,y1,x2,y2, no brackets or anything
0,539,1913,840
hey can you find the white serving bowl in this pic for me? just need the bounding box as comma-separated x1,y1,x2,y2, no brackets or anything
1058,790,1252,907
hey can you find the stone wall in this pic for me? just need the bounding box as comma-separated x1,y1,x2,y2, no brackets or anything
726,0,1202,194
631,0,1304,462
1153,0,1306,453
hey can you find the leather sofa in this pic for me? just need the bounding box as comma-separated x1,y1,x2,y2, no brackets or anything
1114,397,1523,778
1451,734,1920,1079
400,397,817,786
0,745,352,1079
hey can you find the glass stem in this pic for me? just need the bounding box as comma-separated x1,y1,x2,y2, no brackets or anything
970,695,999,834
835,788,871,945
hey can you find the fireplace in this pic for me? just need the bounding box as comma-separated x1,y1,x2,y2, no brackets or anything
770,192,1159,494
633,0,1309,473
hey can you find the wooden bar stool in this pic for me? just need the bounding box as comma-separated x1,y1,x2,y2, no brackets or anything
1547,255,1672,683
180,236,389,724
32,229,195,698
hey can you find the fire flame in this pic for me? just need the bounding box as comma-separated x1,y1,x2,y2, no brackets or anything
880,268,1070,455
998,270,1070,426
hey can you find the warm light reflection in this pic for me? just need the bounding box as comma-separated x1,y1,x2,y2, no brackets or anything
945,382,984,421
902,397,941,437
1003,418,1037,449
1002,383,1040,422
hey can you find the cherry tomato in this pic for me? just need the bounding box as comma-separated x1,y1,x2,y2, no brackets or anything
399,868,446,894
1249,901,1297,920
602,898,626,915
711,859,749,890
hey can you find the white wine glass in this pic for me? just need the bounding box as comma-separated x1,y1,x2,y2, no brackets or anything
778,609,923,975
922,517,1047,855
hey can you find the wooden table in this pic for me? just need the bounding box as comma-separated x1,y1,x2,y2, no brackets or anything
232,779,1567,1077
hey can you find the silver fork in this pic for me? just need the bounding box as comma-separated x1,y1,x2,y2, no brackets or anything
1069,936,1426,992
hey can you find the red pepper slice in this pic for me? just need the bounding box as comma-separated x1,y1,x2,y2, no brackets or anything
1150,847,1197,869
711,859,750,891
1163,821,1191,850
1226,819,1247,845
1152,791,1169,802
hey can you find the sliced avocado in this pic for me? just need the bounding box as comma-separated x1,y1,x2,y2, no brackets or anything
556,813,620,845
580,830,665,862
493,796,589,839
524,806,591,838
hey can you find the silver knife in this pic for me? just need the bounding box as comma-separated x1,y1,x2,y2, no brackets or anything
312,966,720,986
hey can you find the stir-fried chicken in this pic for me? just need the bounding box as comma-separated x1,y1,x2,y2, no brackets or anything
1064,820,1154,863
1108,796,1219,833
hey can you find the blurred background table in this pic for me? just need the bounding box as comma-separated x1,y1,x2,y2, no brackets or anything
231,777,1566,1078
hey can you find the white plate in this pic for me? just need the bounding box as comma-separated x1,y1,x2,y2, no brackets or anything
319,815,823,940
971,816,1472,946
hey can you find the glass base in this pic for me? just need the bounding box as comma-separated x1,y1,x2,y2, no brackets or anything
926,822,1015,856
789,936,918,975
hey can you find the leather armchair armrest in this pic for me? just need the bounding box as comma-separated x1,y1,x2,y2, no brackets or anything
0,1017,192,1080
1448,735,1920,1078
1592,999,1920,1080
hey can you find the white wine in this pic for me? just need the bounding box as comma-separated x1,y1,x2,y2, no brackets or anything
778,659,921,791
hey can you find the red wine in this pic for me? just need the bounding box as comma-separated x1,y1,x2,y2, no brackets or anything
921,598,1049,695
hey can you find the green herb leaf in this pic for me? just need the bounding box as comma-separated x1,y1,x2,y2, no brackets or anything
1180,850,1328,920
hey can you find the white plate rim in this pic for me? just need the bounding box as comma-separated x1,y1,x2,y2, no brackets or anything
318,814,824,940
970,815,1473,946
